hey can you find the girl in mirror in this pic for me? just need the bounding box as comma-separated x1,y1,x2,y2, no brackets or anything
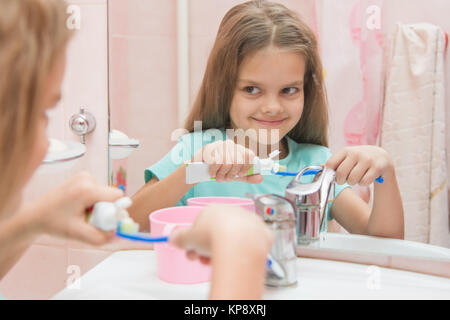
130,0,404,240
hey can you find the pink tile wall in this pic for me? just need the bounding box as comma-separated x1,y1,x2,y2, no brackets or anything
0,245,68,300
109,0,178,197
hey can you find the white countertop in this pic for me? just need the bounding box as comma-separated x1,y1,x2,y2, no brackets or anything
53,250,450,300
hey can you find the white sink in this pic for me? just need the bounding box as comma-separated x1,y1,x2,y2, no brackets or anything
52,250,450,300
305,233,450,261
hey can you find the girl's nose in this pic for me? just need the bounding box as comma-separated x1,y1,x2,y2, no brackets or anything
261,95,284,115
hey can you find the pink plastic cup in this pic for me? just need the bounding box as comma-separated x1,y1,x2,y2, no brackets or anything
187,196,255,212
149,206,211,284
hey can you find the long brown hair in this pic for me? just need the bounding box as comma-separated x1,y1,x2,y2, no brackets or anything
0,0,72,214
185,0,328,147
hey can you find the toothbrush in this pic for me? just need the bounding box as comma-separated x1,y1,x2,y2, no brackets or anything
116,222,169,242
272,168,384,183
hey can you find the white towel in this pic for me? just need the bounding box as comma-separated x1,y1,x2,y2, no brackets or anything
381,23,449,247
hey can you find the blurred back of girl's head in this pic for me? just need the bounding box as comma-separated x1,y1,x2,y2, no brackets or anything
185,0,328,147
0,0,72,213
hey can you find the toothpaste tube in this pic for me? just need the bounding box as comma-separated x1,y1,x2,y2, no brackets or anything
185,151,281,184
87,196,139,233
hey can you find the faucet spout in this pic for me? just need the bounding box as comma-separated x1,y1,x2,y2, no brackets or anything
285,166,337,245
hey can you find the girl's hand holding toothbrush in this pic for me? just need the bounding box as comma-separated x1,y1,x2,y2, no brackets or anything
170,205,272,299
192,140,263,184
325,146,394,186
170,205,272,263
25,172,124,245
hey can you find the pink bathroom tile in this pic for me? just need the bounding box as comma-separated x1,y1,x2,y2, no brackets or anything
98,238,154,251
0,245,68,300
34,235,68,248
389,256,450,278
117,35,178,142
110,37,130,132
188,0,314,38
63,2,109,185
68,237,154,251
279,0,316,27
297,247,391,268
108,33,178,196
109,36,177,128
189,35,215,106
189,0,243,37
23,165,68,202
109,0,176,37
127,37,177,120
67,248,111,278
108,0,128,35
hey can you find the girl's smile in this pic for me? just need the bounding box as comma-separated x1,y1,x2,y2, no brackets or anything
250,117,288,127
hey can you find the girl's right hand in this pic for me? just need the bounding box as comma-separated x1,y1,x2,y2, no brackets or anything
192,140,263,184
170,205,272,299
23,172,124,245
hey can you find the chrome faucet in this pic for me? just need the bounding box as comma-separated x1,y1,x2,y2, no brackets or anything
248,166,337,287
251,194,298,287
285,166,336,245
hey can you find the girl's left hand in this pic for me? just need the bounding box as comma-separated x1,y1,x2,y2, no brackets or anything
325,146,394,186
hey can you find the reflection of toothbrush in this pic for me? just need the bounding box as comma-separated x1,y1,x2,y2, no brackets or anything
272,168,384,184
266,254,286,280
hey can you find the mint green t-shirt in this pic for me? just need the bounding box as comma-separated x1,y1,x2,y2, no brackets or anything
145,129,350,221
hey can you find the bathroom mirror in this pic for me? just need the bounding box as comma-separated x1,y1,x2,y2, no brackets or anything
107,0,450,265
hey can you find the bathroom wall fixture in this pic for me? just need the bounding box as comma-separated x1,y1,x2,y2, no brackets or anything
69,107,96,144
109,129,140,159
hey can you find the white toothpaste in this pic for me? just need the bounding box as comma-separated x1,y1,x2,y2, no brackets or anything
87,197,139,233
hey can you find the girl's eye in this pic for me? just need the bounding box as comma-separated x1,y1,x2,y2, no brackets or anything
282,87,299,95
244,86,261,95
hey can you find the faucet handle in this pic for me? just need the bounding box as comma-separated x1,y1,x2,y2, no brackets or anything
251,194,296,224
